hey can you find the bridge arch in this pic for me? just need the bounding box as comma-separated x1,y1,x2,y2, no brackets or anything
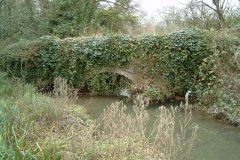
97,67,137,84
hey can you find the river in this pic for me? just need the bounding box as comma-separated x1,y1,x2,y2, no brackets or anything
76,96,240,160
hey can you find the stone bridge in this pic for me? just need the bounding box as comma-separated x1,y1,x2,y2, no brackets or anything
97,67,138,97
98,67,137,84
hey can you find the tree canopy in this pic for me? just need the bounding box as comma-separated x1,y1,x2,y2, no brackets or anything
0,0,140,43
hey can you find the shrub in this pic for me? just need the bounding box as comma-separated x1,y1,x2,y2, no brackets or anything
1,29,212,97
195,31,240,122
139,29,212,95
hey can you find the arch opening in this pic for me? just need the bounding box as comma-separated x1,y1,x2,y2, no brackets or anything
87,72,133,96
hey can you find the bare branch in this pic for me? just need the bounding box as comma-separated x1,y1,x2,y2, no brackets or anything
221,0,226,9
98,0,141,13
98,0,118,6
198,0,217,12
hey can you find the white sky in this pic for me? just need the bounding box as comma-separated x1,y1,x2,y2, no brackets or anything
137,0,239,16
139,0,188,13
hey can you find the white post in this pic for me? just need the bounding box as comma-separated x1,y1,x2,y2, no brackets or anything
185,90,191,107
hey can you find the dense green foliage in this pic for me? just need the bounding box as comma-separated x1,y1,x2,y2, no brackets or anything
1,0,240,159
138,29,211,95
1,35,135,95
0,0,139,46
50,0,98,37
196,32,240,122
1,29,212,98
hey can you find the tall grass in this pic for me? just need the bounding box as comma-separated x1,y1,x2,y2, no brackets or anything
0,73,197,160
0,73,81,159
87,97,198,160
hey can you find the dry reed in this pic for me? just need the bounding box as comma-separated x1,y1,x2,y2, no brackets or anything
76,95,199,160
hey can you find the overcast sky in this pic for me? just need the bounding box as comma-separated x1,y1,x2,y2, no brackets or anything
139,0,188,13
137,0,239,16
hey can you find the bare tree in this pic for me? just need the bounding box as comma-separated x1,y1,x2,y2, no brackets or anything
183,0,217,29
197,0,233,28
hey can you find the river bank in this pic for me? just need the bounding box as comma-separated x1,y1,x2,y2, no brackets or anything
2,71,240,159
77,95,240,160
0,73,197,160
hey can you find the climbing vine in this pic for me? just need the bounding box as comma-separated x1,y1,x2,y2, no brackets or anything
1,29,213,97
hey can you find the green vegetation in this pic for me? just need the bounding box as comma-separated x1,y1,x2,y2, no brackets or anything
0,0,139,46
1,26,240,123
1,0,240,159
195,32,240,123
1,29,212,100
0,73,197,159
0,72,74,159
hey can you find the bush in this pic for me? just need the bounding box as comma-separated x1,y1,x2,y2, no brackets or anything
138,29,212,95
1,29,212,97
195,31,240,122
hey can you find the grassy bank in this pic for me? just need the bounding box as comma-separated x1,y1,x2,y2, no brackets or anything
0,73,197,160
0,72,90,159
